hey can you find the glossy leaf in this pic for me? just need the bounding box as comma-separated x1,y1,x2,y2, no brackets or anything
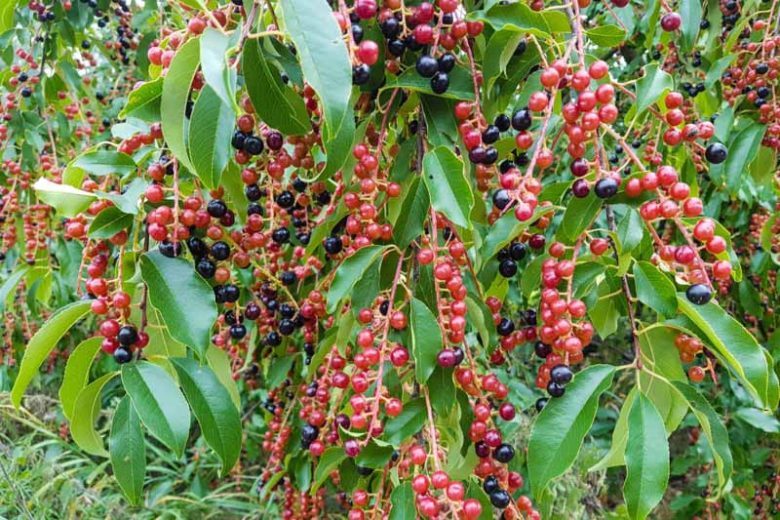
326,245,387,314
384,398,427,446
161,37,200,172
206,345,241,409
624,393,670,520
678,296,777,410
171,358,242,473
188,85,234,188
723,122,765,192
617,208,644,253
671,381,733,495
468,2,571,37
68,149,136,177
71,372,117,457
680,0,702,51
11,300,92,407
389,482,415,520
392,177,429,249
633,261,677,317
559,192,601,244
199,28,236,109
311,447,346,492
60,336,103,421
122,361,191,457
33,178,97,218
592,328,688,470
88,207,134,239
140,250,218,357
586,25,628,46
635,64,673,115
422,146,474,229
410,297,442,383
528,364,615,498
242,38,310,135
109,396,146,505
119,77,163,121
281,0,354,177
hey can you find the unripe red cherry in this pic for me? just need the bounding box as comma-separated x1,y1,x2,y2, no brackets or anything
390,346,409,366
528,91,548,111
693,219,715,242
463,499,482,519
706,236,727,254
540,67,560,88
355,0,377,19
660,12,681,31
357,40,379,66
412,474,430,494
431,470,449,489
588,60,609,79
664,91,684,109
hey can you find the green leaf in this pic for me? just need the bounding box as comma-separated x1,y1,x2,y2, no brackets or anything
592,328,688,471
635,64,673,115
382,66,476,101
633,261,677,317
410,297,442,383
171,358,242,473
617,208,644,253
680,0,702,51
311,447,346,492
483,30,526,93
0,1,19,33
71,372,118,457
624,393,670,520
281,0,354,177
0,265,31,313
559,192,601,244
678,296,777,410
705,55,736,89
723,122,766,192
161,37,200,172
586,25,627,46
144,306,187,358
188,85,234,188
98,178,148,215
60,336,103,421
422,146,474,229
392,177,429,249
68,149,137,177
199,28,236,109
326,246,387,313
528,364,616,498
122,361,191,457
88,207,134,239
355,439,394,469
33,178,97,217
384,398,427,446
671,381,733,496
734,408,780,433
140,250,218,357
119,77,163,121
11,300,92,408
109,396,146,505
468,2,571,37
206,345,241,410
242,38,310,135
266,354,295,388
389,482,415,520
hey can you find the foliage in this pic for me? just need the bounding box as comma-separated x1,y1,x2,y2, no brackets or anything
0,0,779,518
